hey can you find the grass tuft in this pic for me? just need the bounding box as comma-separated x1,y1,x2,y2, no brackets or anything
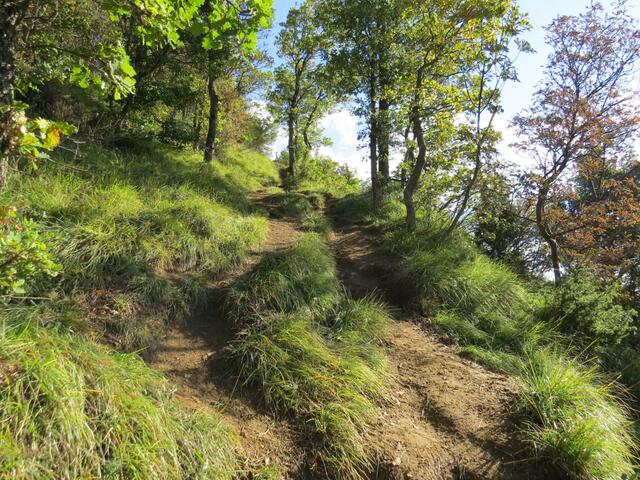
225,233,340,322
225,233,391,479
0,321,237,479
518,350,636,480
301,210,332,235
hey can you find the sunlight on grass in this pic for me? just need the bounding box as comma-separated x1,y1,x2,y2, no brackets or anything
225,233,391,479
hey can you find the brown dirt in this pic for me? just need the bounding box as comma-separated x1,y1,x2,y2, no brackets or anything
150,191,306,476
151,191,539,480
328,217,537,480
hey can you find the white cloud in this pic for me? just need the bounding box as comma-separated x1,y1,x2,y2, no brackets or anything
267,108,547,180
319,109,371,179
493,115,537,171
271,127,288,160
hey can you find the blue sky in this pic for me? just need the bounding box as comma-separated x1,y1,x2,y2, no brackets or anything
260,0,640,178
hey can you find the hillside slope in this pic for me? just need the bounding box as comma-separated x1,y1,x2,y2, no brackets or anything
2,144,634,480
150,189,543,479
0,143,281,479
329,214,535,479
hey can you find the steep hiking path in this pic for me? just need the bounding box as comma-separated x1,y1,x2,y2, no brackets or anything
327,213,535,480
151,191,306,475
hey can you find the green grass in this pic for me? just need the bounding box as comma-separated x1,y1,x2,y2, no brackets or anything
269,191,315,217
301,210,332,236
392,224,545,356
0,321,237,479
2,141,277,352
338,191,639,479
518,350,636,480
331,191,404,226
282,155,360,199
225,233,340,321
225,233,391,479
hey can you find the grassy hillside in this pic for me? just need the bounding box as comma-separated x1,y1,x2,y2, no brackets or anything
0,321,237,479
2,142,278,352
332,192,638,480
0,142,279,478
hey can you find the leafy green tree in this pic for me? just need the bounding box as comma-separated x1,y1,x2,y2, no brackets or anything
444,7,530,236
188,0,273,162
0,0,200,189
394,0,525,231
316,0,403,208
472,171,538,274
267,1,329,177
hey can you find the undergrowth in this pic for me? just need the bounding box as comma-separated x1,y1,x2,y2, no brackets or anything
0,321,237,479
1,141,277,352
225,233,390,479
331,189,638,479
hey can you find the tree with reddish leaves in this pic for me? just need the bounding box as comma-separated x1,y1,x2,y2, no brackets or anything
513,1,640,284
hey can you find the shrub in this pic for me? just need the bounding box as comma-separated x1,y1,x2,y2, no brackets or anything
518,350,636,480
0,207,60,299
540,269,637,350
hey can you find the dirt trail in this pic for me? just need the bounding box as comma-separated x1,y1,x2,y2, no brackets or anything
328,219,534,480
152,191,536,479
151,191,306,475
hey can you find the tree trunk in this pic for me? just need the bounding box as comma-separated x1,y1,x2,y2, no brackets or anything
192,108,202,150
378,97,390,181
302,101,319,163
445,139,482,237
536,183,562,284
369,73,381,210
287,111,296,177
403,110,427,231
203,73,219,163
0,0,29,191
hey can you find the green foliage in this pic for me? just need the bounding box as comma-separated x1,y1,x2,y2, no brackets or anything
225,233,390,478
0,321,237,479
3,104,77,167
228,311,387,478
603,345,640,404
0,207,60,299
221,147,280,189
518,350,636,480
324,294,391,345
539,269,637,350
434,311,492,347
